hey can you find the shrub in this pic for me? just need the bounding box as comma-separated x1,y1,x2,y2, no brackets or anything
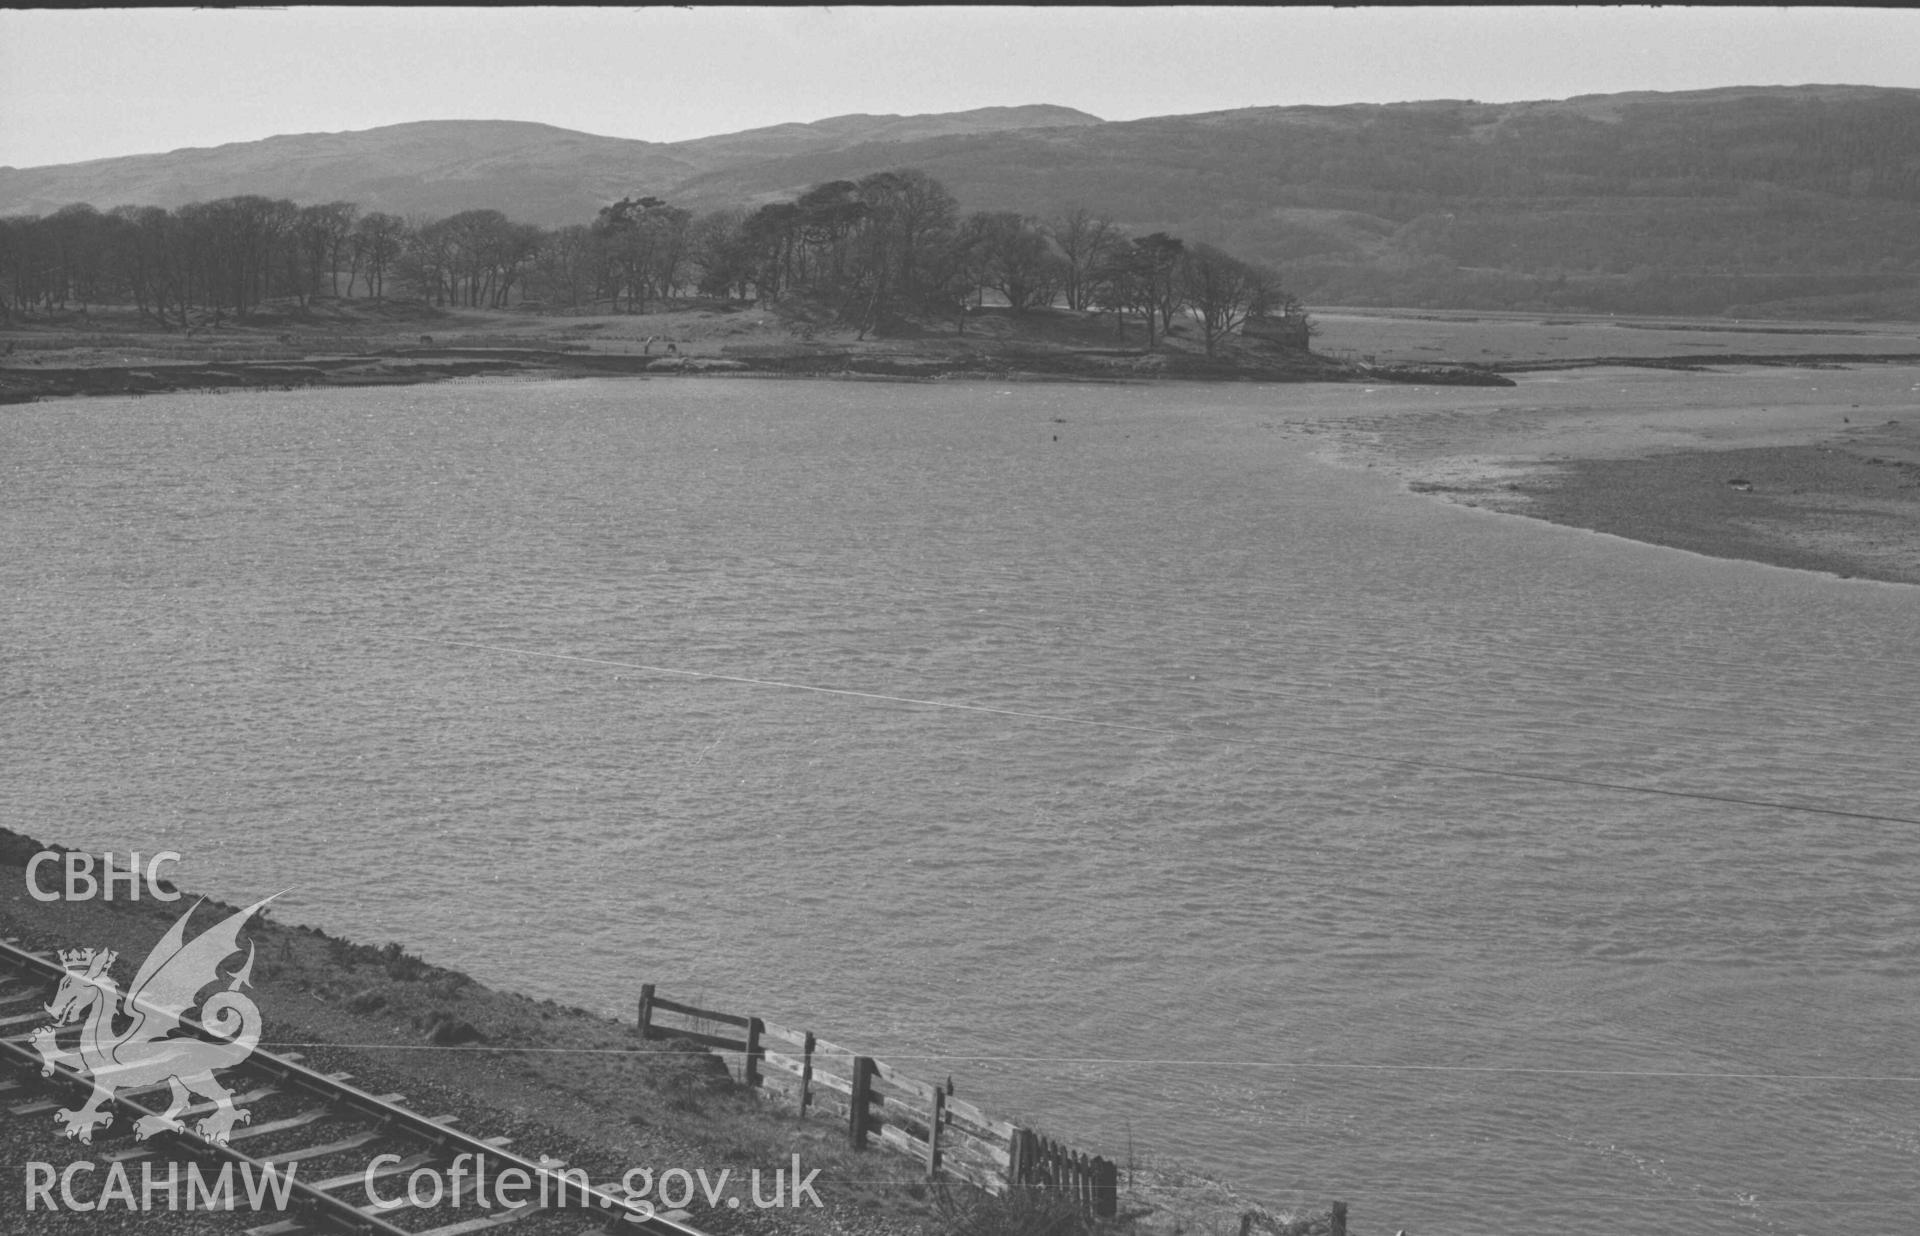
932,1185,1097,1236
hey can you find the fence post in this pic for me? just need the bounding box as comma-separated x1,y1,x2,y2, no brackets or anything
743,1017,763,1089
637,984,655,1040
1092,1157,1118,1218
1330,1201,1347,1236
798,1031,815,1119
925,1086,945,1181
848,1056,874,1150
1007,1127,1032,1189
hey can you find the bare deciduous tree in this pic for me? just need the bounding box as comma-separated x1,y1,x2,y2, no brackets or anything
1178,243,1286,355
964,212,1066,312
1048,205,1119,312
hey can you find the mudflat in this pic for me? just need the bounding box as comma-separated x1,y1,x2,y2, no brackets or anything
1505,425,1920,584
1310,309,1920,586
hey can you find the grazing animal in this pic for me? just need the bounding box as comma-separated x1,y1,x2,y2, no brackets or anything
419,334,433,345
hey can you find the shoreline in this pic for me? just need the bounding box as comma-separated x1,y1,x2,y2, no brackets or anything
12,339,1920,406
0,343,1513,405
5,297,1913,588
1491,349,1920,373
8,331,1917,588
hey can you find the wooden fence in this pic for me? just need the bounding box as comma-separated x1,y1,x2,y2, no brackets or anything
638,984,1119,1215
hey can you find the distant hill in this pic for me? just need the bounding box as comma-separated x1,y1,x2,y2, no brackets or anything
0,107,1103,227
662,86,1920,318
666,104,1103,168
5,89,1919,318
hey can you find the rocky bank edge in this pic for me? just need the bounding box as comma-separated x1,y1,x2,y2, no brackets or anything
0,345,1512,405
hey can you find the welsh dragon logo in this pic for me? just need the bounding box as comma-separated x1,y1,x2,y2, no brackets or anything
30,895,276,1146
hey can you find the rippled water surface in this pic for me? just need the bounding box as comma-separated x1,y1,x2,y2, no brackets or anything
5,375,1918,1234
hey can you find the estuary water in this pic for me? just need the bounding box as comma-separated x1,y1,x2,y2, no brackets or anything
4,373,1918,1234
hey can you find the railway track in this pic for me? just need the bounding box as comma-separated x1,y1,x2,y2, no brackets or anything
1,935,712,1236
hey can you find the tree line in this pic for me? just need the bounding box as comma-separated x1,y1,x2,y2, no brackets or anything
0,169,1304,354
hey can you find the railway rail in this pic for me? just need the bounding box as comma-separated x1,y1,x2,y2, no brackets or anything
1,935,713,1236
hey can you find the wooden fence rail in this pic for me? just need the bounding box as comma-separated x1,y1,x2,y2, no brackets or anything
637,983,1117,1215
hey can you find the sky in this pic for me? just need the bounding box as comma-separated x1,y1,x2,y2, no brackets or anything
4,6,1920,169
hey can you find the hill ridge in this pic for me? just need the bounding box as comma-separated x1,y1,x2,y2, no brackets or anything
4,87,1919,318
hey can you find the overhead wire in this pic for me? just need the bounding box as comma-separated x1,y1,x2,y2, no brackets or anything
404,636,1920,826
253,1039,1920,1085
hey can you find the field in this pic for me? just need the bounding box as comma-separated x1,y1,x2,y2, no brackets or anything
0,295,1359,401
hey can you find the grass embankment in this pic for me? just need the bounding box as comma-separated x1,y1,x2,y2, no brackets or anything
0,296,1510,404
0,829,1330,1236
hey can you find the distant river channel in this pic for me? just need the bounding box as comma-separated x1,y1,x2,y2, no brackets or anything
5,375,1917,1235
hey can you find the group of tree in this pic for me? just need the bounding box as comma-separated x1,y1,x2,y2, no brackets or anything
0,199,409,328
0,170,1304,354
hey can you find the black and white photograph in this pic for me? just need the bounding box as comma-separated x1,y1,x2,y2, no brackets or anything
3,7,1918,1234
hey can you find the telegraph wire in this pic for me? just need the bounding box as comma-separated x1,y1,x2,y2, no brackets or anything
256,1039,1920,1084
405,637,1920,827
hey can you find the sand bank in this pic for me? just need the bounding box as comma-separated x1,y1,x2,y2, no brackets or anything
1342,363,1920,585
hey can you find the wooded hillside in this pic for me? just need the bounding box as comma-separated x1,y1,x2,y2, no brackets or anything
5,87,1917,318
